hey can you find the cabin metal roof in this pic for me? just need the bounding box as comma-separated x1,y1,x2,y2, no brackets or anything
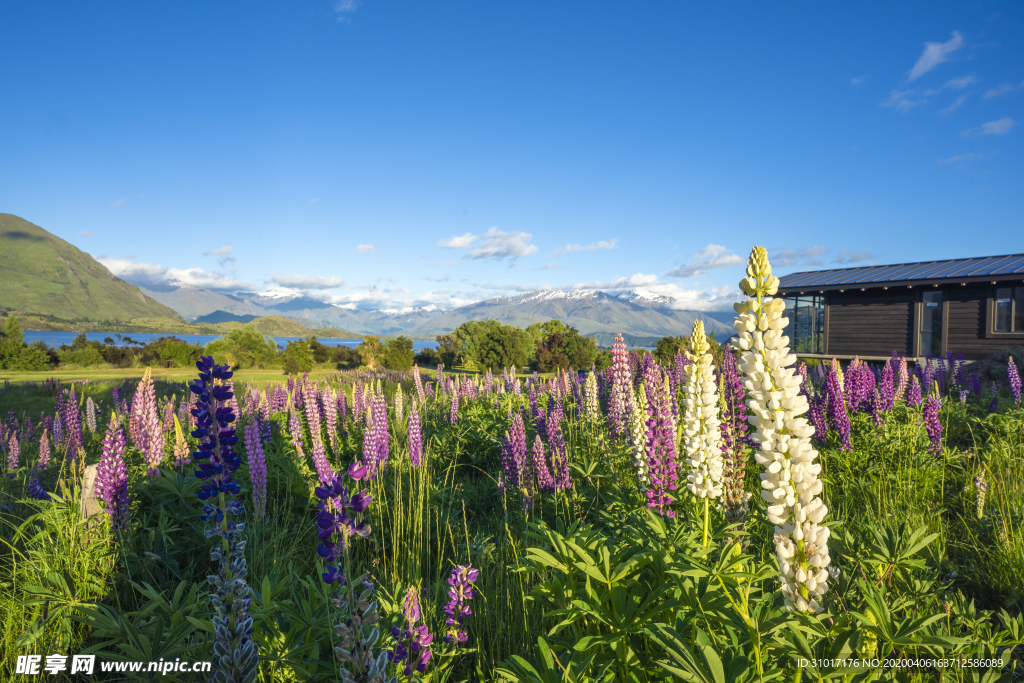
777,253,1024,293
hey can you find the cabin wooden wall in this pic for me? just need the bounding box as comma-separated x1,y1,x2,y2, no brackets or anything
947,284,1024,360
825,289,914,357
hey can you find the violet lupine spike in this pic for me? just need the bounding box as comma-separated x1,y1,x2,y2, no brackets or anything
546,396,572,490
449,390,460,426
823,362,852,452
437,364,444,385
1010,357,1022,405
643,362,678,517
408,401,423,467
443,565,479,646
413,365,426,403
878,363,896,412
190,356,258,683
372,395,389,472
289,404,305,458
322,386,338,454
304,382,324,451
64,387,84,459
243,422,267,518
608,333,632,439
923,394,943,454
37,429,51,470
141,371,166,476
389,585,434,676
85,397,97,433
906,375,923,407
530,435,555,493
27,473,49,501
6,433,19,478
363,400,381,480
312,443,335,487
95,416,129,532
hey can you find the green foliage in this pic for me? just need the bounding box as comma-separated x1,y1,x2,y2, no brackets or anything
357,335,384,369
382,335,415,370
531,323,598,372
205,326,278,369
0,317,57,370
455,320,534,371
654,335,686,366
435,333,460,367
279,339,314,374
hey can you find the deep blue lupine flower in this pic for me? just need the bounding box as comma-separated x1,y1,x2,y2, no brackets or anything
443,565,480,645
314,464,373,583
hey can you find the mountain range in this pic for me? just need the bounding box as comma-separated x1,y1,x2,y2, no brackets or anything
0,213,739,341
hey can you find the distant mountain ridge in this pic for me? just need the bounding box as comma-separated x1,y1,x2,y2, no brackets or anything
0,214,184,323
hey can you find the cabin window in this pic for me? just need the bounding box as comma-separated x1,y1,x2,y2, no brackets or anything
994,286,1024,333
781,295,824,354
920,291,943,355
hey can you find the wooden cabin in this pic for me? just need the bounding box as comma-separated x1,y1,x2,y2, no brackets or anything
776,254,1024,361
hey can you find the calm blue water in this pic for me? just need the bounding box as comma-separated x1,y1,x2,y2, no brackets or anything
24,331,437,352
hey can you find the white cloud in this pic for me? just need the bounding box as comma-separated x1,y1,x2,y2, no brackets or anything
983,80,1024,99
925,75,976,95
962,117,1016,137
937,152,985,165
438,232,479,249
851,75,868,86
769,246,828,268
355,244,375,253
572,274,740,311
268,274,345,290
110,199,125,207
908,31,963,81
539,262,569,270
665,243,743,278
834,249,874,264
202,245,234,256
334,0,357,21
940,95,968,115
466,227,538,260
427,260,459,268
882,89,927,113
97,256,251,290
78,231,93,237
551,239,618,256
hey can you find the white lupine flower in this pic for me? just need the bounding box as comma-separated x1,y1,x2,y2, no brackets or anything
683,321,724,500
734,246,831,614
629,385,648,489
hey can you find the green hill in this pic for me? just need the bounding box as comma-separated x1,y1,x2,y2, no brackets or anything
0,214,185,324
209,315,361,338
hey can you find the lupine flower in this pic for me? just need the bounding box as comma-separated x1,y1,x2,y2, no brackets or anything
608,334,632,438
394,387,404,424
896,356,909,403
988,395,1000,414
437,364,444,385
545,396,572,490
734,246,831,614
906,375,922,407
530,436,555,493
312,443,335,486
408,400,423,467
449,390,460,426
923,394,942,454
304,382,324,451
6,433,19,477
323,387,339,454
172,415,191,468
443,565,479,645
643,361,678,517
136,369,165,476
824,361,852,452
1009,358,1022,405
85,397,97,432
413,365,426,403
628,385,648,489
95,416,129,532
243,422,267,519
64,387,83,459
190,357,258,683
372,395,389,472
289,404,305,458
389,585,434,676
719,346,751,523
682,321,724,501
37,429,51,470
27,472,49,501
528,382,539,419
974,472,987,520
22,415,33,442
877,363,896,412
583,371,600,421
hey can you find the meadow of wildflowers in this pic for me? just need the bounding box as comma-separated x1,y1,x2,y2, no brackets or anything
1,248,1023,681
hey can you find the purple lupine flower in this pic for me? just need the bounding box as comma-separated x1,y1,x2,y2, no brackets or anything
923,394,942,454
719,346,750,522
878,363,896,412
870,389,884,428
443,564,479,645
969,374,983,402
315,464,372,575
824,363,852,452
808,393,827,444
546,396,571,490
608,334,632,438
449,390,460,426
190,356,258,682
363,404,379,478
528,382,539,420
64,387,84,459
6,433,19,477
437,364,444,385
323,386,338,454
1010,358,1022,406
95,417,129,531
336,386,348,422
139,373,166,476
289,404,305,458
413,365,426,403
643,363,678,517
896,356,909,402
389,585,434,676
37,429,51,470
408,401,423,467
243,422,267,518
304,382,323,451
530,435,555,493
311,443,335,486
988,396,1000,414
906,375,922,407
27,473,49,501
372,395,389,471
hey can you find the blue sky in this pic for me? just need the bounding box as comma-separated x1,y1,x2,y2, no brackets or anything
2,1,1022,312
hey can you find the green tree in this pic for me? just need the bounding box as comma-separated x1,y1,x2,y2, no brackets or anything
4,317,25,345
358,336,384,368
383,336,415,370
435,333,460,367
454,320,533,372
206,326,278,369
654,336,687,366
532,324,598,372
280,339,314,374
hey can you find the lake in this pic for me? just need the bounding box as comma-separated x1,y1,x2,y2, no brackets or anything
23,331,438,352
